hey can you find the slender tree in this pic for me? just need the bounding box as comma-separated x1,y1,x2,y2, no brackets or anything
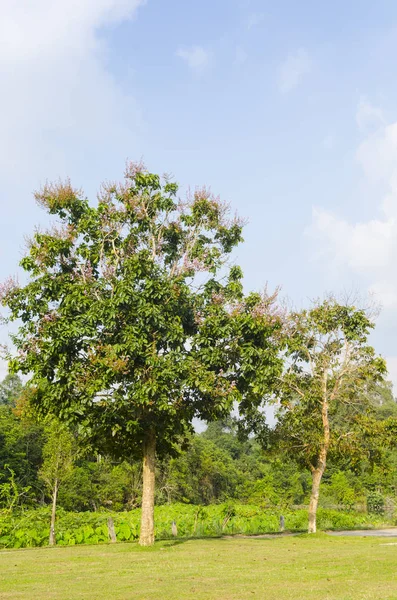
0,373,22,407
1,162,283,545
272,298,386,533
39,419,75,545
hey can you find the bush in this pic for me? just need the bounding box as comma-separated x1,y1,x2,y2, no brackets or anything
366,491,385,515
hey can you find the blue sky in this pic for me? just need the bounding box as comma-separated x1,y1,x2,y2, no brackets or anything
2,0,397,384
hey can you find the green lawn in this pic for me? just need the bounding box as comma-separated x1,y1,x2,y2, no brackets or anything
1,534,397,600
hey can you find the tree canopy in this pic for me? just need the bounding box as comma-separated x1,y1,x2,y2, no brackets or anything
271,297,388,532
1,162,284,544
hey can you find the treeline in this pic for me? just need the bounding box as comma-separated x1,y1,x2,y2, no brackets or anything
1,373,396,515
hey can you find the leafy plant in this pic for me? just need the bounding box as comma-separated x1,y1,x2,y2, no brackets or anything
367,491,385,515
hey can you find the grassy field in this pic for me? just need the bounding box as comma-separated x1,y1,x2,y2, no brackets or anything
1,534,397,600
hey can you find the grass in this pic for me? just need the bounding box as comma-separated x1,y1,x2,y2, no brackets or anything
1,534,397,599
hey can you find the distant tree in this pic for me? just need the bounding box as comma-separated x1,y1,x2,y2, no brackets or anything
0,373,22,407
367,381,397,420
1,162,283,545
0,391,44,499
202,418,245,459
162,435,243,504
272,298,386,533
39,419,75,545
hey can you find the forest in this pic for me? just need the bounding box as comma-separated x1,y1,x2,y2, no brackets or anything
1,370,397,548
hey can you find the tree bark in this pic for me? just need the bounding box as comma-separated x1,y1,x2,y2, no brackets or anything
107,517,117,543
308,378,330,534
139,428,156,546
49,479,58,546
308,464,325,533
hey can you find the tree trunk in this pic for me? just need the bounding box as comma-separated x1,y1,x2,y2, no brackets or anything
308,378,330,534
107,517,117,543
49,479,58,546
308,465,325,533
139,429,156,546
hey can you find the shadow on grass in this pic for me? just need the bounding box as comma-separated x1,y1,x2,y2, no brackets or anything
1,529,336,554
153,529,307,548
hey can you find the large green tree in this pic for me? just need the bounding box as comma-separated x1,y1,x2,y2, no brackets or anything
271,298,386,533
1,162,283,545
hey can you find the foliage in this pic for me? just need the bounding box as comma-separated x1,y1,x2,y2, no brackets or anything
0,467,31,513
268,297,390,531
366,491,385,515
273,298,387,470
1,163,283,467
0,503,391,549
39,418,76,497
0,366,396,515
0,373,22,407
0,404,44,503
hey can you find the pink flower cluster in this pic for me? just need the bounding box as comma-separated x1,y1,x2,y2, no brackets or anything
102,262,117,280
34,179,82,210
194,310,204,325
48,223,76,242
211,292,225,305
182,255,207,272
125,160,146,181
231,301,245,316
251,303,270,319
193,186,214,203
71,262,94,282
250,287,285,324
42,311,57,323
214,372,238,398
0,276,19,301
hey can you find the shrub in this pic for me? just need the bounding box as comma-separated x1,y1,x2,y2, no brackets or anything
367,491,385,515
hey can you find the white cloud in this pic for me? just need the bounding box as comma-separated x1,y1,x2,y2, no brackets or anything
0,0,145,188
277,48,312,94
0,0,145,355
309,99,397,309
177,46,211,71
369,281,397,310
0,0,144,60
310,207,395,272
356,123,397,184
356,97,385,132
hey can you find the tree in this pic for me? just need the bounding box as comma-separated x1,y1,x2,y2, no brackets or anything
39,419,75,545
160,434,243,505
1,162,283,545
272,298,386,533
0,383,44,502
0,373,22,407
367,381,397,420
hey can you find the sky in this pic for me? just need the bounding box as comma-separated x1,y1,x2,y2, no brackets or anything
2,0,397,387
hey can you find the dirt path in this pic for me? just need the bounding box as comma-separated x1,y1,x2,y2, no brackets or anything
328,528,397,537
